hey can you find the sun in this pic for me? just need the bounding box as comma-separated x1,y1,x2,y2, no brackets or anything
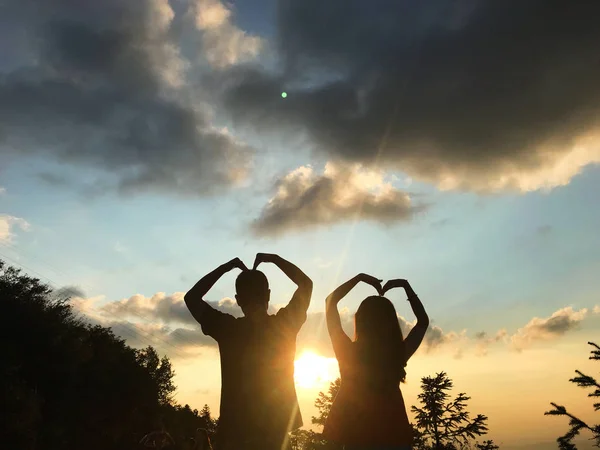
294,350,338,389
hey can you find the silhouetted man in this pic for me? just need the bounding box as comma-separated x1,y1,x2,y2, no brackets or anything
184,254,313,450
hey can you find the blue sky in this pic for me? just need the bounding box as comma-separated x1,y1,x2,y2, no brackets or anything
2,1,600,448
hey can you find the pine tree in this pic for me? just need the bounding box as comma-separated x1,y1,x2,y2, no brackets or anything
545,342,600,450
199,404,218,435
289,378,342,450
312,377,341,427
411,372,489,449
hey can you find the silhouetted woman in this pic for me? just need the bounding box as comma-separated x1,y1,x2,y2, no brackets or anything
323,274,429,450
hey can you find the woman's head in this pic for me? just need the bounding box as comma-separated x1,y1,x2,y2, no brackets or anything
354,295,407,382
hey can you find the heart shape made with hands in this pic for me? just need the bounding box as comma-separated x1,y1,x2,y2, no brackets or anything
229,253,279,272
362,277,408,297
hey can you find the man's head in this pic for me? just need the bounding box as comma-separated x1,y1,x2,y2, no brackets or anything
235,270,270,316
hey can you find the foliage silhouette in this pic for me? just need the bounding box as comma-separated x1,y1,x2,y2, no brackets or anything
312,378,341,428
410,372,490,450
0,260,212,449
475,440,500,450
290,378,342,450
136,346,177,405
545,342,600,450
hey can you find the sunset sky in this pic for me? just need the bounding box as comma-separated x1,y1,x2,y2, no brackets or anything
1,1,600,449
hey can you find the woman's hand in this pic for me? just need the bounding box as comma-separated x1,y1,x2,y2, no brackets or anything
382,278,407,293
383,279,418,300
357,273,384,296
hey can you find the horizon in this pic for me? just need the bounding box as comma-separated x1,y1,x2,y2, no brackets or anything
2,1,600,449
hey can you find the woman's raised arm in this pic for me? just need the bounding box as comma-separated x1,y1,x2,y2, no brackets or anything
326,274,383,355
383,279,429,361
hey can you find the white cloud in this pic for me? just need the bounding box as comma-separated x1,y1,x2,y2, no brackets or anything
252,162,423,236
510,307,588,351
431,133,600,193
0,215,30,243
0,187,5,195
474,329,508,356
70,287,600,361
193,0,263,68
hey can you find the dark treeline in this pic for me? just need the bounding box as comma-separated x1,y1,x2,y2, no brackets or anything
1,261,216,449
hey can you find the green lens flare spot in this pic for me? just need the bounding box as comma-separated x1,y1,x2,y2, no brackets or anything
281,92,288,98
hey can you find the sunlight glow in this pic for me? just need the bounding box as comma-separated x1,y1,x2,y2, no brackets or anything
294,350,338,389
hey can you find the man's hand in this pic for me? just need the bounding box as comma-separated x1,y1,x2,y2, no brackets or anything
252,253,279,270
357,273,384,296
184,257,248,326
226,257,248,272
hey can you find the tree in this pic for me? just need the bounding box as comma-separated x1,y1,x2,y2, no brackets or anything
545,342,600,450
290,429,328,450
312,378,341,427
290,378,342,450
136,346,177,405
160,403,215,449
198,404,218,436
411,372,490,450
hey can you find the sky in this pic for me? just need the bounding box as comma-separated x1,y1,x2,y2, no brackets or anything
1,0,600,448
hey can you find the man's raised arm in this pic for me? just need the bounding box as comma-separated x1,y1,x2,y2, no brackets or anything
184,257,247,325
253,253,313,313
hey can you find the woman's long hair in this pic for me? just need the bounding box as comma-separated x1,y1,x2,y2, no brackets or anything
354,296,407,384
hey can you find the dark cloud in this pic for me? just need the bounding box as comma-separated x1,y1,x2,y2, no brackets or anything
105,320,216,357
431,218,451,229
423,324,461,352
223,0,600,192
53,285,86,301
0,0,252,196
100,293,243,327
252,163,422,236
536,225,553,236
71,293,230,358
474,331,487,340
